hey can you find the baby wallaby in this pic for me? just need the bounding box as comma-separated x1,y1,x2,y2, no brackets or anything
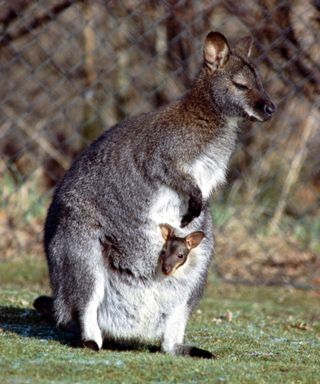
159,224,205,276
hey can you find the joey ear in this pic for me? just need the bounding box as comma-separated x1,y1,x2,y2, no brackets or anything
185,231,205,250
159,224,174,241
234,35,254,57
203,31,230,72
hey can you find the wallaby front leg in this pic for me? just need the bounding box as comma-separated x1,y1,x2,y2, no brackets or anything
180,186,203,228
167,170,202,227
153,161,203,227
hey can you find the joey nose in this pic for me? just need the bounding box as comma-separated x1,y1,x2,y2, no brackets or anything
264,101,276,117
163,266,172,275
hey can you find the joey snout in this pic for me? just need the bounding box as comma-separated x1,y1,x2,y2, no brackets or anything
162,264,174,275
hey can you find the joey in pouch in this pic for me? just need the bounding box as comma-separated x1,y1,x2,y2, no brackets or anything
159,223,204,276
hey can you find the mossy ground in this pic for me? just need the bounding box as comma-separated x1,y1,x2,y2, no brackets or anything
0,257,319,384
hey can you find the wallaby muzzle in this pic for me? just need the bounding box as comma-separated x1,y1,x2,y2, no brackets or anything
255,97,276,121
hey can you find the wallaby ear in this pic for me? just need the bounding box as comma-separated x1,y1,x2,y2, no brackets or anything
234,35,254,58
203,31,230,72
185,231,205,250
159,224,174,241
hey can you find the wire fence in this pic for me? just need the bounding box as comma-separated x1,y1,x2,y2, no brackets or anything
0,0,319,289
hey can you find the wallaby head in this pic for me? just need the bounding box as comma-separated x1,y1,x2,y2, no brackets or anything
201,31,275,122
159,224,205,276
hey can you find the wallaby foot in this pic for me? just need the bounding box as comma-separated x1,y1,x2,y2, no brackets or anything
173,344,216,359
83,339,100,351
80,321,103,350
80,299,103,350
33,296,54,321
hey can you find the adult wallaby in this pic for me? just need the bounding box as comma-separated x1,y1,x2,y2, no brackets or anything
36,31,275,358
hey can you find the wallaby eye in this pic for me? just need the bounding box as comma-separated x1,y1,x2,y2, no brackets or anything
233,82,249,91
177,254,184,259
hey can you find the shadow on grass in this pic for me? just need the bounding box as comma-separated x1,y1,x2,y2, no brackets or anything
0,305,78,346
0,305,160,353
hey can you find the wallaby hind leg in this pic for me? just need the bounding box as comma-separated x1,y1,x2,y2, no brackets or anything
47,227,105,351
33,295,101,350
79,269,105,351
33,296,79,334
67,243,105,351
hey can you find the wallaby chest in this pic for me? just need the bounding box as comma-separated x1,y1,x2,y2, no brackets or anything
149,117,238,231
187,117,239,199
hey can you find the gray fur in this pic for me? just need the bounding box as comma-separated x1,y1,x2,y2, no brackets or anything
40,31,275,357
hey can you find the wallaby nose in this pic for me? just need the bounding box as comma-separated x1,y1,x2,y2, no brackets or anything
264,101,276,117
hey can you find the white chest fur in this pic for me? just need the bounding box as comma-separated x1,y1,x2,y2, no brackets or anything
149,119,238,228
187,119,238,199
188,148,227,200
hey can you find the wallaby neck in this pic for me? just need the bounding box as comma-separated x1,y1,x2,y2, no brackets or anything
180,71,238,132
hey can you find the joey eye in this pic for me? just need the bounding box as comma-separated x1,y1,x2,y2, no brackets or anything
177,254,184,259
233,82,249,91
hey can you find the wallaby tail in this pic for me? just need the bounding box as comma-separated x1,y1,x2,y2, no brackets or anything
33,295,54,321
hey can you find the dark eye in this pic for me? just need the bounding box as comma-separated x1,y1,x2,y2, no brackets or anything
177,254,184,259
233,82,249,91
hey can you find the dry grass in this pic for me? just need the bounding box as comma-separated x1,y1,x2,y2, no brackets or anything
0,169,47,260
215,216,319,288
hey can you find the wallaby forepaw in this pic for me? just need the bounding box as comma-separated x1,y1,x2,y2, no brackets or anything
180,209,201,227
181,192,203,227
180,213,193,228
188,198,202,219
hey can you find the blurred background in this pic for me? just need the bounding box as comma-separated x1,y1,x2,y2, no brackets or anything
0,0,319,289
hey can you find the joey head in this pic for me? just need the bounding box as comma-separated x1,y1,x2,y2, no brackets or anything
159,224,204,276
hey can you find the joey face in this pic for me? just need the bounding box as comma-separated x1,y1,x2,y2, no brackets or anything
160,240,189,276
159,224,205,276
203,32,276,122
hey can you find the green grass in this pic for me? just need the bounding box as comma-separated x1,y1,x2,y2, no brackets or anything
0,258,320,384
